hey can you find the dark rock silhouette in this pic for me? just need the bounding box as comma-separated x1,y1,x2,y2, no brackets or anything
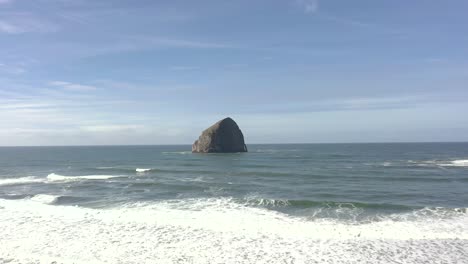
192,117,248,153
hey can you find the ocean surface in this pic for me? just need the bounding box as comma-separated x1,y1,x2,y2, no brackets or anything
0,143,467,263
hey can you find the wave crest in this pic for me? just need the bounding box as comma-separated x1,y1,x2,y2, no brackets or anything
0,176,43,186
136,168,152,173
47,173,121,181
449,159,468,166
29,194,60,204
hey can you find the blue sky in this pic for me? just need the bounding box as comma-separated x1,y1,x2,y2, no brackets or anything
1,0,467,145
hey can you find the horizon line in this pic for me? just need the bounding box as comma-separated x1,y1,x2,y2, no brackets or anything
1,141,467,147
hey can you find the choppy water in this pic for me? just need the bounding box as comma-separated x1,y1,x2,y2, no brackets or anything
1,143,467,263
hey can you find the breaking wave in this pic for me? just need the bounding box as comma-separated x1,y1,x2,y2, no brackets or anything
445,159,468,167
47,173,122,181
0,197,467,263
243,196,414,210
0,176,44,186
29,194,60,204
136,168,152,172
405,159,468,167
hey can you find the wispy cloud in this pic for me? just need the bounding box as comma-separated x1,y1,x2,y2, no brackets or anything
0,13,59,34
0,82,143,144
317,14,401,36
0,21,22,34
131,36,235,49
17,35,237,63
80,125,146,133
49,81,97,91
237,94,441,114
56,6,193,26
0,102,53,110
169,66,201,71
0,93,187,146
293,0,400,34
319,13,375,28
0,63,26,74
56,12,91,25
296,0,319,13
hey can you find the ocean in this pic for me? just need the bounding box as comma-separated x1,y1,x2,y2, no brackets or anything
0,143,467,263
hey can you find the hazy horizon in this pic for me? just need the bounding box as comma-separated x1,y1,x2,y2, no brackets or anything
1,0,467,146
2,141,468,148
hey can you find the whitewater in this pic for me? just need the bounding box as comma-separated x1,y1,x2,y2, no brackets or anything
1,197,467,264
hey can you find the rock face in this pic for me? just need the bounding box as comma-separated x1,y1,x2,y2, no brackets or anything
192,117,248,153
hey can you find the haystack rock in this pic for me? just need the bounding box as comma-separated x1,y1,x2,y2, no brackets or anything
192,117,248,153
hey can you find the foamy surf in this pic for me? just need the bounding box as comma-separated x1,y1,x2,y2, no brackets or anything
47,173,121,181
450,159,468,166
431,159,468,167
136,168,152,172
29,194,60,204
0,198,467,264
0,176,44,186
406,159,468,168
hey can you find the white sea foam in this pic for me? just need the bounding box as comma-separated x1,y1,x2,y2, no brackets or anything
0,176,44,186
179,176,207,182
47,173,121,181
0,197,467,263
450,159,468,166
408,159,468,167
136,168,152,172
29,194,60,204
433,159,468,167
0,174,122,186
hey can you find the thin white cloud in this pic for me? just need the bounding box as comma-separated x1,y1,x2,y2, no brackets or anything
133,36,235,49
0,102,54,110
225,63,249,68
56,6,193,26
0,79,192,146
169,66,201,71
0,13,59,34
0,63,26,74
0,0,14,4
56,12,91,25
0,21,22,34
237,94,436,114
296,0,319,13
49,81,97,91
314,13,402,35
80,125,145,133
21,35,237,63
318,13,376,29
293,0,398,34
424,58,448,64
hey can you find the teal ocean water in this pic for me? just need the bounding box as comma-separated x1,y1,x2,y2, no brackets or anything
1,143,467,263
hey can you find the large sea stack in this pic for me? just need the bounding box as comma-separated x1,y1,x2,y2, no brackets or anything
192,117,248,153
